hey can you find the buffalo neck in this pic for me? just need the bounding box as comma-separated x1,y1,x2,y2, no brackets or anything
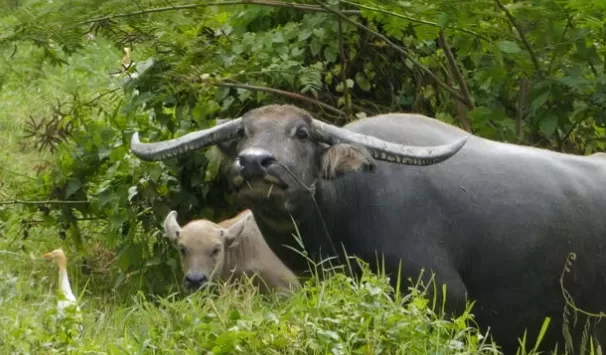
248,187,342,275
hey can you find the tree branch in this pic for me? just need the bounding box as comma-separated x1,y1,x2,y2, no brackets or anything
0,199,89,206
437,31,473,132
313,0,466,104
337,0,352,120
80,1,360,25
215,81,346,117
516,78,529,144
546,16,572,76
342,0,490,42
438,30,475,111
494,0,543,78
81,88,121,107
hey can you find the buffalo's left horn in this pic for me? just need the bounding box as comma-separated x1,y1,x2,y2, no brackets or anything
310,119,468,166
130,118,242,161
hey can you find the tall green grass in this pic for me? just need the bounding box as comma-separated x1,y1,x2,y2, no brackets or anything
1,224,503,354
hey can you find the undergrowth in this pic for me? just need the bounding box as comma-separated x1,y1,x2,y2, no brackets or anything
0,225,503,355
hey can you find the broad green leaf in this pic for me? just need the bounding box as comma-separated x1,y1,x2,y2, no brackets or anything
530,85,552,113
310,38,323,56
556,76,591,91
539,114,559,137
324,46,337,63
497,40,522,54
468,106,493,124
355,72,372,92
272,31,285,43
64,179,82,198
298,29,312,41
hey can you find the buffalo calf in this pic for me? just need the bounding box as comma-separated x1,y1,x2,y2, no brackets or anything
163,209,301,295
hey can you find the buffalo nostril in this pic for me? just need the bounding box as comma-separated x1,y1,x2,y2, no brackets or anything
238,148,276,179
260,156,276,168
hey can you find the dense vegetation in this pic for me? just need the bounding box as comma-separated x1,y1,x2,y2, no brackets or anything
1,0,605,353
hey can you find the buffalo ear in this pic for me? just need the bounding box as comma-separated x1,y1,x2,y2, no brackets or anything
163,210,182,243
223,212,250,249
319,143,376,180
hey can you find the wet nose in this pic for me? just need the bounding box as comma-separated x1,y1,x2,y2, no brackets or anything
184,272,208,290
238,148,276,180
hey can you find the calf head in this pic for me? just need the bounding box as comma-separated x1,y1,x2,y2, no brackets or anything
163,211,250,292
132,104,468,213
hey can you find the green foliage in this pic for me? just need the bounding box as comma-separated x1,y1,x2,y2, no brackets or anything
1,0,606,352
1,237,500,354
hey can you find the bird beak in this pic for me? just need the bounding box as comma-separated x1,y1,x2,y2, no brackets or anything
42,252,53,259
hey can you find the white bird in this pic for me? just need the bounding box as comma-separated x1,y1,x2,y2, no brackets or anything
42,248,83,335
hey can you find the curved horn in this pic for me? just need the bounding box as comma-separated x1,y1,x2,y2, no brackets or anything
311,119,468,165
130,118,242,161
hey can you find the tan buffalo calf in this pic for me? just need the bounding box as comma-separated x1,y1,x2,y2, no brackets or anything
163,209,301,295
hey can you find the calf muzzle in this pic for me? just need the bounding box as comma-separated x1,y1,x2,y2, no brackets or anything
183,272,208,291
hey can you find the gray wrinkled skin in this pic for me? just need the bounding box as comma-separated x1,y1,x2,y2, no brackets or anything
133,105,606,354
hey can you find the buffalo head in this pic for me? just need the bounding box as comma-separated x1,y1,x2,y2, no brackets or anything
131,104,468,212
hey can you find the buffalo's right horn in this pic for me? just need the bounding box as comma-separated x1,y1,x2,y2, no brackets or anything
130,118,242,161
310,119,468,166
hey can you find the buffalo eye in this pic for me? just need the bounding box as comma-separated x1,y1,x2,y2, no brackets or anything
179,245,187,256
236,128,245,138
295,128,309,141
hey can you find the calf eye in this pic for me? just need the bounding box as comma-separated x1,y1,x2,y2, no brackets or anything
211,246,221,257
296,128,309,141
179,245,187,256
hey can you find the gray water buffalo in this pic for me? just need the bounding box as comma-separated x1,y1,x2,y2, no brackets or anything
131,104,606,354
163,209,301,295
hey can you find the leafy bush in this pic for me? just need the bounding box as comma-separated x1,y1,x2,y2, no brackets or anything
2,0,606,291
1,1,605,352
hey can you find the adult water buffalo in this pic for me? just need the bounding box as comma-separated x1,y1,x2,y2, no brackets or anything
131,104,606,354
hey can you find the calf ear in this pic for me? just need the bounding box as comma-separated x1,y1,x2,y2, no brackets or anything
223,212,251,249
163,210,182,242
319,143,376,180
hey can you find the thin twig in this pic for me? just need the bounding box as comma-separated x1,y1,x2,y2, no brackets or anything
342,0,490,42
560,116,591,150
438,30,474,109
438,29,475,120
516,78,529,144
0,166,37,181
494,0,543,78
313,0,466,104
0,199,89,205
81,88,121,107
80,1,360,25
546,16,572,76
337,0,352,120
215,81,345,117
